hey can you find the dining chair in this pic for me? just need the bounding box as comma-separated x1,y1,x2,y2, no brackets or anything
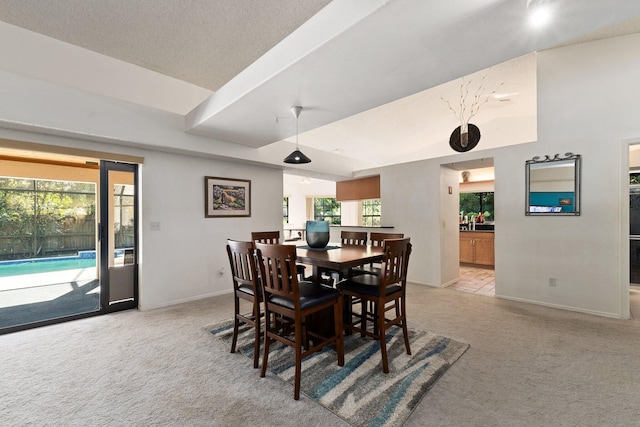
340,230,367,246
336,237,412,373
251,231,307,280
339,230,369,282
226,239,262,368
354,232,405,276
255,242,344,400
251,231,280,245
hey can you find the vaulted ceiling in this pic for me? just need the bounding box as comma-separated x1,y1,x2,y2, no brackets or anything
2,0,640,178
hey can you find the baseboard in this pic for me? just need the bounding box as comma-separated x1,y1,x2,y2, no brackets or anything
496,294,623,319
408,280,444,288
139,289,232,311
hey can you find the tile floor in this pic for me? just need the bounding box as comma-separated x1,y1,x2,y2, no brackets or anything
448,264,495,296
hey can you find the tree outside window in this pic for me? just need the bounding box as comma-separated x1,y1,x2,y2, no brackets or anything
459,192,494,222
362,199,381,226
283,197,289,224
313,197,341,225
0,177,96,260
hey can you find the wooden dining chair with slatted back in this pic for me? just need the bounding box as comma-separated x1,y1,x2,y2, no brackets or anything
251,231,307,280
353,232,405,276
340,230,368,246
255,242,344,400
226,239,262,369
339,230,369,283
337,237,412,373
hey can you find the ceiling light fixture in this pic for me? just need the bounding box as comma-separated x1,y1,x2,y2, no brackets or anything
526,0,552,27
283,106,311,164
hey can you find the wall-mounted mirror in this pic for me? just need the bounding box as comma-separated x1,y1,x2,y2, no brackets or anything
526,153,581,216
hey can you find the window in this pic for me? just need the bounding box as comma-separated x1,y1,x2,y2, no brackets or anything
0,177,96,260
283,197,289,224
313,197,341,225
362,199,381,226
459,192,494,222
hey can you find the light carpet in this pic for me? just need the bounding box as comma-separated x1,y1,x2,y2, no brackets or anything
209,320,469,427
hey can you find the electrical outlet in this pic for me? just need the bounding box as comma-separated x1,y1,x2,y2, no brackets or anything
150,222,161,231
548,277,556,287
218,267,225,277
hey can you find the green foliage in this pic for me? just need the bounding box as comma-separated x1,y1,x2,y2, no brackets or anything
314,197,341,225
362,199,381,226
460,192,494,221
0,177,96,258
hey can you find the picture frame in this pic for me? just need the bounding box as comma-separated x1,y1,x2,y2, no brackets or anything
204,176,251,218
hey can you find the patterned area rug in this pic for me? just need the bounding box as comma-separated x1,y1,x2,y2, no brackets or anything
208,320,469,427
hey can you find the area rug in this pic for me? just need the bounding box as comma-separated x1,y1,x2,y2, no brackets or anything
208,320,469,427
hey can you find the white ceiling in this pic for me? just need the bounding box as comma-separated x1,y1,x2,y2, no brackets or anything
1,0,640,177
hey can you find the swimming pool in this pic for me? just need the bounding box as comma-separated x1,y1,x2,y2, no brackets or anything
0,257,97,278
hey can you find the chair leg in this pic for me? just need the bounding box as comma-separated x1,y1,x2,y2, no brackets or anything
372,302,379,336
378,299,389,373
260,311,272,379
342,294,352,334
231,296,240,353
360,298,367,337
252,303,260,368
334,299,345,366
400,296,411,355
294,319,303,400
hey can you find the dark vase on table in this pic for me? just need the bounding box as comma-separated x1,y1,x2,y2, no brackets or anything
306,220,330,248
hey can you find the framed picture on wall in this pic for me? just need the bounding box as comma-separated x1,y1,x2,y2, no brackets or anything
204,176,251,218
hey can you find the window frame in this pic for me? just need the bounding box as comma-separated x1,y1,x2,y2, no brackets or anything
361,198,381,226
313,197,341,225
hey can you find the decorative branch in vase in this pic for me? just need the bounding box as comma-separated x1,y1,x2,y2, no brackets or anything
441,70,503,153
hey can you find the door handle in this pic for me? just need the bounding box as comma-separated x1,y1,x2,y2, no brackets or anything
98,223,106,242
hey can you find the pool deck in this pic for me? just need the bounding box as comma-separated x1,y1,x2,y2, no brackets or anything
0,267,97,307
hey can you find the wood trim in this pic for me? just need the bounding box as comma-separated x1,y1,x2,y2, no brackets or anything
0,155,99,169
336,175,380,201
0,138,145,164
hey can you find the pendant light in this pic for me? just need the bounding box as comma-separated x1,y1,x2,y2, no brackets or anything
283,106,311,164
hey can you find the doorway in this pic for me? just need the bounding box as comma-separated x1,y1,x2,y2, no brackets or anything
100,161,138,313
0,151,139,333
628,144,640,319
444,159,496,297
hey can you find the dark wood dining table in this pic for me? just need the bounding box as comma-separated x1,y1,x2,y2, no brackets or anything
295,244,384,284
295,243,384,337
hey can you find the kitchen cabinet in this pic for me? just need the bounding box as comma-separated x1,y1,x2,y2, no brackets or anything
460,231,494,266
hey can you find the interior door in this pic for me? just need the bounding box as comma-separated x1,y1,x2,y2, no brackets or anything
99,161,138,312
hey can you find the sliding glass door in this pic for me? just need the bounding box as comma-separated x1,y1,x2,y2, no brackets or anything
99,161,138,313
0,174,99,331
0,153,139,334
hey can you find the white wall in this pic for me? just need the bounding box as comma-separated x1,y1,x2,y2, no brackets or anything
380,160,443,286
0,129,284,311
377,33,640,318
139,151,283,309
498,32,640,317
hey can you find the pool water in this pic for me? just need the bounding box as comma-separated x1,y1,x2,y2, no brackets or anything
0,258,96,278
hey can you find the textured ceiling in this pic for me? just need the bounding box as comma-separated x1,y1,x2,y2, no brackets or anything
0,0,331,91
1,1,640,177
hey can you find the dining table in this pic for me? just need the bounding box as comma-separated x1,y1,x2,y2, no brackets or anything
295,243,384,337
295,243,384,285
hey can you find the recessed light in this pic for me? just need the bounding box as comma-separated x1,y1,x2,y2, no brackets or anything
526,0,552,28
